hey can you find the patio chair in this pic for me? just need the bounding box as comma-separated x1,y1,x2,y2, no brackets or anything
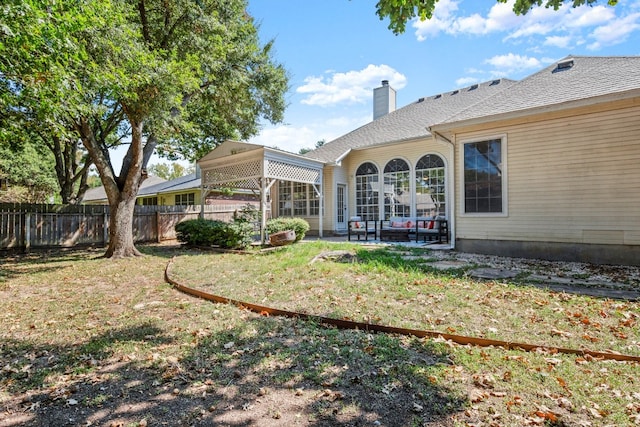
348,216,377,241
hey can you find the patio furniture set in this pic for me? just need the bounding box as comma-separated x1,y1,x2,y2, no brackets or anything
347,216,449,243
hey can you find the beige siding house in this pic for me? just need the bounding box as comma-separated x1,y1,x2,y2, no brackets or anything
199,56,640,266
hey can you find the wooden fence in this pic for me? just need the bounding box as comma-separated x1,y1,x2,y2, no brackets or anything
0,203,262,251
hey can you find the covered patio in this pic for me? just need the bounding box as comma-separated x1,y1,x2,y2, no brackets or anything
197,141,325,243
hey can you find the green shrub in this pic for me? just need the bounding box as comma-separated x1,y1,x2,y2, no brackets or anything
175,218,254,249
265,217,310,242
233,203,260,224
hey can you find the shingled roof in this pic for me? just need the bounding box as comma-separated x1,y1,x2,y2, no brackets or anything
304,78,516,163
439,55,640,126
304,56,640,164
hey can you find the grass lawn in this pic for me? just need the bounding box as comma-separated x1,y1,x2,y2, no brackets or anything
1,241,639,426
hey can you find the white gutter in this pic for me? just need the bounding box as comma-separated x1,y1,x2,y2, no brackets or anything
331,149,352,166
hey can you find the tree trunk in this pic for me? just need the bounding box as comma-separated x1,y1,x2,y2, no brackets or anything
104,192,142,258
76,114,145,258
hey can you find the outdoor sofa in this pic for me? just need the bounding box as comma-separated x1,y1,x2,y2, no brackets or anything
379,217,448,243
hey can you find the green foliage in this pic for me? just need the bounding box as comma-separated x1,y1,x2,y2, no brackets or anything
375,0,619,34
147,162,194,181
298,139,325,155
233,204,260,224
175,218,254,249
0,141,58,203
1,0,288,256
265,217,310,242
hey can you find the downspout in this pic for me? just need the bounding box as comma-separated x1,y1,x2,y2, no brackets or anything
428,127,455,250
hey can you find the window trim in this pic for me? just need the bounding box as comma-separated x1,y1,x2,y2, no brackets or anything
175,192,195,206
415,153,447,218
459,134,508,217
383,157,412,219
354,161,380,221
278,181,319,217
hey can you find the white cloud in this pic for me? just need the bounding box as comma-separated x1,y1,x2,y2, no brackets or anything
455,76,480,87
249,125,318,154
297,64,407,107
544,35,571,48
566,5,616,28
413,0,461,40
484,53,542,72
587,12,640,50
411,0,640,50
249,113,371,154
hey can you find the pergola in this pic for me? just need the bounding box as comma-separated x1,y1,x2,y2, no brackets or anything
197,141,325,243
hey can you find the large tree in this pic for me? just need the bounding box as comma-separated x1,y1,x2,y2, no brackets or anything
1,0,288,257
375,0,619,34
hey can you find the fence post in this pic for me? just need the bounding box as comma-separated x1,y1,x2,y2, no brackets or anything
24,212,31,252
103,211,108,246
156,210,162,243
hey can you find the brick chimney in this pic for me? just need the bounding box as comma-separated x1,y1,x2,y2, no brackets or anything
373,80,396,120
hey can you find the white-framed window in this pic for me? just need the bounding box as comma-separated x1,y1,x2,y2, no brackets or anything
383,158,411,219
463,138,505,214
309,186,320,215
278,181,292,216
279,181,319,216
175,193,195,206
355,162,379,221
140,196,158,206
415,154,445,217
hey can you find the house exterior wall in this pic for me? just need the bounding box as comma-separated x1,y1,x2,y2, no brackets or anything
452,99,640,265
157,190,202,206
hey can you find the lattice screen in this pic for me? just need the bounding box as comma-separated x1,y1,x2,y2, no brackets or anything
203,159,262,189
267,160,321,184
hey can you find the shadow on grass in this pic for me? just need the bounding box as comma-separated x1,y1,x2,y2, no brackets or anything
1,316,467,426
0,249,101,282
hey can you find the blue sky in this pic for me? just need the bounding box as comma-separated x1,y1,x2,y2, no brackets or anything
244,0,640,154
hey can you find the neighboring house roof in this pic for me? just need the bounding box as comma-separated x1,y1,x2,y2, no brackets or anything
82,175,167,203
139,173,200,195
439,55,640,126
304,78,517,163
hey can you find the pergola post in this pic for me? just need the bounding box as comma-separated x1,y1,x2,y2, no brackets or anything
261,178,267,244
312,182,323,238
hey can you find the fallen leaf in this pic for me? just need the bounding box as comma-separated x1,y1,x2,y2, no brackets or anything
558,397,574,410
469,389,487,403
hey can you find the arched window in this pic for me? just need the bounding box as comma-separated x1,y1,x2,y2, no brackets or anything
415,154,445,217
383,159,410,219
355,162,379,221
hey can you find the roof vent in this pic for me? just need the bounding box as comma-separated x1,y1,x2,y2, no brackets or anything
489,79,500,86
468,84,478,91
451,90,459,95
554,59,574,72
417,97,425,103
434,94,442,99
